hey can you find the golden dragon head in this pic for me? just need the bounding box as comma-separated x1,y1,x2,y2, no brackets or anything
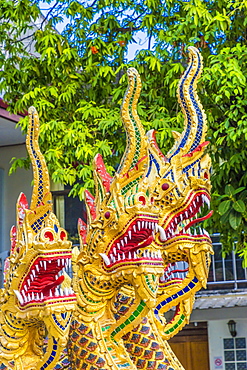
1,107,76,347
141,47,213,337
75,68,165,313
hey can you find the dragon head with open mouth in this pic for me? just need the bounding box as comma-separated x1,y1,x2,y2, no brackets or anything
75,68,165,320
140,47,213,338
0,107,76,368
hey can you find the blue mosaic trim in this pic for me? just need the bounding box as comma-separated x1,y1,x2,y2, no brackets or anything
30,116,44,206
52,313,72,331
169,49,203,159
40,337,58,370
146,153,160,178
154,276,199,316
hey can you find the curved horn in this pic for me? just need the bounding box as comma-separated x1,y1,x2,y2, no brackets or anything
117,68,146,176
167,47,207,159
26,107,52,211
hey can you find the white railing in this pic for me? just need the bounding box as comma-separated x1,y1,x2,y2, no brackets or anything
207,234,247,290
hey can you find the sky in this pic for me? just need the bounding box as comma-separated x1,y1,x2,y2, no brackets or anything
39,1,153,61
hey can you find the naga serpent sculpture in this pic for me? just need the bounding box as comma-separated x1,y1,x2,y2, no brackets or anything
0,46,213,370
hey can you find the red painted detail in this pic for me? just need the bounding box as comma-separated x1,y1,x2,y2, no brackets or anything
150,130,168,161
94,153,112,192
78,218,87,244
182,141,210,157
162,183,169,191
44,231,54,241
10,225,17,253
204,172,209,179
122,156,148,178
105,211,111,219
85,190,97,220
60,231,66,240
184,210,214,231
17,192,29,226
139,196,146,205
150,197,154,204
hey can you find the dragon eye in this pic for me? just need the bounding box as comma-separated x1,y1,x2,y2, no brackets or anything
105,211,111,219
162,183,169,191
139,196,146,205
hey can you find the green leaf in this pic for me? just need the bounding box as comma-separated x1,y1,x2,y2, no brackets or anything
229,211,242,230
225,184,235,197
233,199,246,213
218,200,231,215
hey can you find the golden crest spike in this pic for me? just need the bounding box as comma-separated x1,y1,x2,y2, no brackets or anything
117,67,147,177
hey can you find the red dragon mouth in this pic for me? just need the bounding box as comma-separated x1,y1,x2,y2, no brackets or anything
156,191,212,243
100,216,163,270
159,262,189,287
14,252,76,307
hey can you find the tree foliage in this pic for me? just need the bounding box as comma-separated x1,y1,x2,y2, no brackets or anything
1,0,247,260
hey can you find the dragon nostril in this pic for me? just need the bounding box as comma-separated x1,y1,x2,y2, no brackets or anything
44,231,54,241
150,197,154,204
60,231,66,240
139,196,146,205
105,211,111,219
204,172,208,179
162,183,169,191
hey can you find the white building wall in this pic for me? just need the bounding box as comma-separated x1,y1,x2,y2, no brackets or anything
208,318,247,370
0,144,32,252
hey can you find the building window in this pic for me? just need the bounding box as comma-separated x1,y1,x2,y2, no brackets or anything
52,185,86,245
224,337,247,370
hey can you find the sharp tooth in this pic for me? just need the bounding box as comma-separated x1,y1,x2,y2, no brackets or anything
49,260,52,264
40,261,43,268
124,236,128,244
27,293,31,302
128,252,131,259
41,292,44,300
58,259,60,267
121,239,124,247
62,259,65,266
35,265,39,273
117,243,121,250
185,211,188,218
32,292,35,301
36,293,39,301
143,250,146,258
118,254,121,261
24,285,27,292
157,225,166,242
110,254,115,263
113,247,117,255
69,259,72,269
55,289,59,297
138,221,141,231
64,288,69,296
99,253,111,266
134,252,137,259
44,261,47,271
32,270,36,278
14,290,24,305
128,231,131,239
122,253,126,260
50,290,53,297
158,250,162,258
151,223,155,230
142,221,145,229
30,275,34,281
199,227,203,235
69,287,73,295
145,221,148,229
27,279,30,286
147,250,150,258
23,294,27,303
60,288,63,296
133,225,136,233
